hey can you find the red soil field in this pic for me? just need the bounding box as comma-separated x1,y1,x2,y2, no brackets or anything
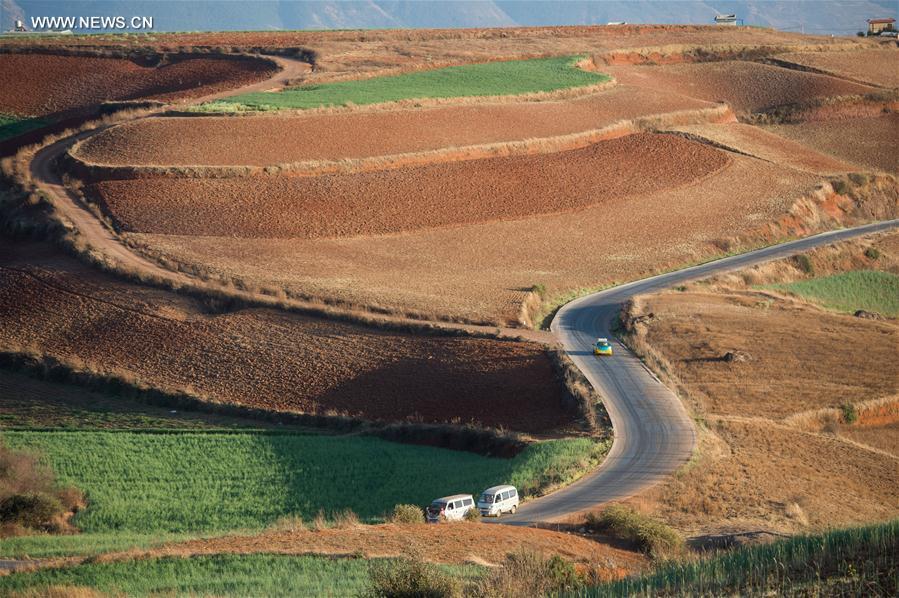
0,53,275,116
609,61,877,114
778,49,899,88
89,133,730,239
74,86,714,166
0,242,575,434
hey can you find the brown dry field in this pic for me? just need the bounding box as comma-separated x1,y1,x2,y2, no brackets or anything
625,231,899,533
607,60,876,114
0,241,576,433
778,49,899,88
73,86,714,166
120,523,646,572
91,133,730,239
0,25,859,81
765,114,899,174
670,122,856,174
128,154,820,323
0,53,275,117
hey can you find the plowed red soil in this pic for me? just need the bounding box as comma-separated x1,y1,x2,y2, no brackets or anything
74,86,713,166
609,61,876,114
778,49,899,88
0,53,275,116
125,523,645,572
765,115,899,174
89,133,730,239
0,242,575,433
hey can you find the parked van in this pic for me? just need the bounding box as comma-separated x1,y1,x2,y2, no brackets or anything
477,485,519,517
426,494,475,523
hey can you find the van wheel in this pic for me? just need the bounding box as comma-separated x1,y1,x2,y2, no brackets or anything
510,505,517,514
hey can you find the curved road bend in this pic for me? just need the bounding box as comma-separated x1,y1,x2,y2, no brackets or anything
502,219,899,525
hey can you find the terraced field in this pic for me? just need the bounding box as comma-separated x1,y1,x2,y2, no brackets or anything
0,242,575,433
0,53,276,117
207,55,608,111
90,133,730,238
73,85,715,166
609,60,876,114
778,49,899,88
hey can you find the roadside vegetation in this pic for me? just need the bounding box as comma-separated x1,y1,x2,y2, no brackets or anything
0,554,484,597
199,55,607,111
0,113,46,142
584,519,899,596
766,270,899,317
3,430,609,533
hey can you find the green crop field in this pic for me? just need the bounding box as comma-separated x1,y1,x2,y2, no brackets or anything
200,55,607,111
3,430,607,533
766,270,899,317
584,519,899,596
0,554,484,597
0,113,47,141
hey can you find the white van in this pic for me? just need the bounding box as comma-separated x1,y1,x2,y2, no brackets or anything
477,485,519,517
426,494,475,523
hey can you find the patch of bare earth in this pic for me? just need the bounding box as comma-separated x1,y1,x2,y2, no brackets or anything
126,155,820,323
608,60,877,114
625,231,899,534
764,114,899,174
777,49,899,88
0,242,575,433
670,122,856,174
0,54,275,117
89,133,730,239
118,523,646,573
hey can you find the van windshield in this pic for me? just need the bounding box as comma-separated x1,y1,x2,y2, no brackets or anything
479,494,494,503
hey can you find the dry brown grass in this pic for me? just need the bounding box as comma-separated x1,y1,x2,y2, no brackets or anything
623,231,899,534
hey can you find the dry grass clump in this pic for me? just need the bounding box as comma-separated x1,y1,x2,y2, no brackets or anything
471,550,584,598
389,504,424,525
362,557,462,598
0,441,84,536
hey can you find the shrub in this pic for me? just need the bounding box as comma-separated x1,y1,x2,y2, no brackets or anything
794,254,815,275
865,247,881,261
530,284,546,298
333,509,360,529
463,507,481,522
471,550,583,597
362,558,461,598
270,515,305,532
831,179,850,195
390,504,424,525
0,492,64,530
841,403,859,425
585,505,684,558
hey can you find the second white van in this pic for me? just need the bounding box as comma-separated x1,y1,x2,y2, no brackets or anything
477,485,519,517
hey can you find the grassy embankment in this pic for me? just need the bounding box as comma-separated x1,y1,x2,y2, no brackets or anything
0,113,47,142
584,519,898,596
1,430,606,537
766,270,899,317
198,55,608,111
0,554,483,597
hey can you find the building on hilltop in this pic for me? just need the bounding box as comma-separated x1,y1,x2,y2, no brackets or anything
714,14,740,26
867,18,896,35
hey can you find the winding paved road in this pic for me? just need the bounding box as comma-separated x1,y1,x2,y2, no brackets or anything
502,219,899,525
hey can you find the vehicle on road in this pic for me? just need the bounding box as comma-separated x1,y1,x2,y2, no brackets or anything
478,485,519,517
426,494,475,523
594,337,613,356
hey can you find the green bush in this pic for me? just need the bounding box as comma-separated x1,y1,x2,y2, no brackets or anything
585,505,684,558
362,558,461,598
865,247,881,261
841,403,859,425
0,492,64,530
389,504,424,525
831,179,850,195
471,550,582,597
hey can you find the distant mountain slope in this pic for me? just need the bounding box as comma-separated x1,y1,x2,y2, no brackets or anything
2,0,896,35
